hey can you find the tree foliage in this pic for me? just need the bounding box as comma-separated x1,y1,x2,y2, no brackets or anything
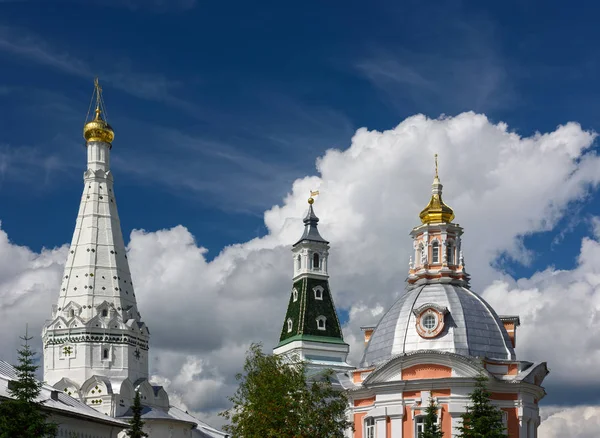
420,397,443,438
457,375,507,438
0,331,58,438
125,391,149,438
220,343,352,438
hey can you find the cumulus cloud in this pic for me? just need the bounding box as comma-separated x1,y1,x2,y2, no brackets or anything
0,112,599,431
539,405,600,438
482,222,600,387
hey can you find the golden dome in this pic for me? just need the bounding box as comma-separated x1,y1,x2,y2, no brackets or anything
419,155,455,224
83,108,114,144
83,78,114,144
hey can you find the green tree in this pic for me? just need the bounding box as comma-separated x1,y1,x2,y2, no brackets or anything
125,391,149,438
420,397,443,438
0,330,58,438
457,375,507,438
220,343,352,438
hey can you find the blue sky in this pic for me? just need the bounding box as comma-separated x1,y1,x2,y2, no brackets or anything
2,1,600,423
1,0,598,277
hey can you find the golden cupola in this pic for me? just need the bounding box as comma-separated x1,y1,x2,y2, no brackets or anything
83,78,114,145
419,154,455,224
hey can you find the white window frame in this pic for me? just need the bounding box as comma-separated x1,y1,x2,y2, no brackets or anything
446,241,454,264
312,252,320,270
365,417,375,438
431,240,440,264
415,414,426,436
292,288,298,302
316,315,327,331
287,318,293,333
313,286,324,300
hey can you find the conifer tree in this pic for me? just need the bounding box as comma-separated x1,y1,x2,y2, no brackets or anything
420,397,443,438
457,375,507,438
125,391,149,438
0,330,58,438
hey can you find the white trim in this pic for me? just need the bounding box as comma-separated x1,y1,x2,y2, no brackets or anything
316,315,327,331
292,288,298,302
313,285,324,300
287,318,293,333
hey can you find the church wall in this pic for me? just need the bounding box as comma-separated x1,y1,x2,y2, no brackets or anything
353,412,367,438
401,364,452,380
50,413,123,438
115,420,195,437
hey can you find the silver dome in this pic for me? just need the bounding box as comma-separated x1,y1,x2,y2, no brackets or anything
361,283,515,367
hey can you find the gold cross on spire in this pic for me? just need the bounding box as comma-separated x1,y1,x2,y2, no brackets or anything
93,77,103,119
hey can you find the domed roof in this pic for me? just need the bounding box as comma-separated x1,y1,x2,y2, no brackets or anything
361,283,515,367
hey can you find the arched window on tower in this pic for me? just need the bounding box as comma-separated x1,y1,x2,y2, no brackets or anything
69,309,74,318
432,241,440,264
103,348,109,360
287,318,293,333
296,254,301,271
446,242,454,265
102,309,108,317
292,288,298,302
316,315,327,331
313,253,320,270
314,286,324,300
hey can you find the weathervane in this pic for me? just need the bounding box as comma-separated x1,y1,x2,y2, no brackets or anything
308,190,320,205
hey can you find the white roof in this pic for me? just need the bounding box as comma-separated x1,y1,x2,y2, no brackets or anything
0,360,126,427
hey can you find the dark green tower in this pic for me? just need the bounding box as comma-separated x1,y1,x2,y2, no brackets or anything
273,196,352,372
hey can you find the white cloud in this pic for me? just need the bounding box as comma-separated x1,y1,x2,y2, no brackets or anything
539,405,600,438
482,223,600,386
0,112,599,432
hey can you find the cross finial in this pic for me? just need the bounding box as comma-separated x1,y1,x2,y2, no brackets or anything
93,77,104,120
434,153,439,178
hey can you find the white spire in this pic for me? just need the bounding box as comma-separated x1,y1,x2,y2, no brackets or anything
42,81,149,413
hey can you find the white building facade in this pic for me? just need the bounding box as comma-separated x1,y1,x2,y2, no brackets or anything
40,79,227,438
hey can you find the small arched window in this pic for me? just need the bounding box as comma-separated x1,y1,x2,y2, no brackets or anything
432,241,440,264
292,288,298,302
365,417,375,438
446,243,454,264
312,253,320,270
296,254,301,271
316,315,326,331
287,318,293,333
69,309,74,318
314,286,323,300
103,348,109,360
102,309,108,317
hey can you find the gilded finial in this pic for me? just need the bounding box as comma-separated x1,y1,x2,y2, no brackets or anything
308,190,320,205
83,77,114,145
418,153,454,224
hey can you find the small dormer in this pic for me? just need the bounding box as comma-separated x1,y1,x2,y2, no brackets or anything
361,326,376,345
500,315,520,348
63,301,82,320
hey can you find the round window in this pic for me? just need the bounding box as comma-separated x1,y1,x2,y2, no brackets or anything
416,307,445,339
423,314,436,329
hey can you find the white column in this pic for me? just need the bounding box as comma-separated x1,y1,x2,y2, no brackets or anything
375,418,386,437
519,416,528,438
390,415,403,438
